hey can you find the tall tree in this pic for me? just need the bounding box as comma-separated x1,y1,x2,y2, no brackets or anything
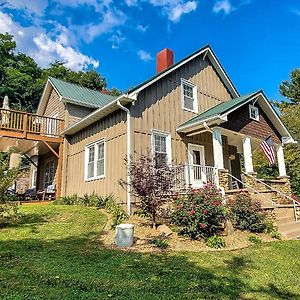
279,69,300,104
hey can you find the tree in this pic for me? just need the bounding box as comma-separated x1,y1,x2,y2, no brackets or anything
120,154,178,228
110,87,122,96
0,151,21,201
278,69,300,196
0,34,108,112
279,69,300,104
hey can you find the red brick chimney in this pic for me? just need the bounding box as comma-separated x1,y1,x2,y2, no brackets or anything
156,48,174,73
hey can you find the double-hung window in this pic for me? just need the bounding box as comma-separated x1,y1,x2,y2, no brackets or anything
181,79,198,113
85,139,105,180
249,104,259,121
152,130,171,167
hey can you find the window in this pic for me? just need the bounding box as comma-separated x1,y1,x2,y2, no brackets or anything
44,160,57,188
181,79,198,113
85,139,105,180
152,130,171,167
249,105,259,121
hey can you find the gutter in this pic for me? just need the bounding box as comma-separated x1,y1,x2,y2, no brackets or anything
116,101,132,215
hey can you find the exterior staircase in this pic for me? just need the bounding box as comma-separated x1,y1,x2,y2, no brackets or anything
225,173,300,240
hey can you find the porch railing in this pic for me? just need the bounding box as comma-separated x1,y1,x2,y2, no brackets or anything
172,164,219,191
0,108,64,137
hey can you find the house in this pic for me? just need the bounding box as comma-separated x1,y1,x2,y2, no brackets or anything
0,45,295,215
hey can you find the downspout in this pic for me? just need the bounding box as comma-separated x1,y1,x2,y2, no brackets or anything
117,101,131,215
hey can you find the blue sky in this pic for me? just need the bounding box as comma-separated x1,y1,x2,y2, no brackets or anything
0,0,300,100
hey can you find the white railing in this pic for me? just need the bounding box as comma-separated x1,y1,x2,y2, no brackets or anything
172,164,219,191
243,172,300,223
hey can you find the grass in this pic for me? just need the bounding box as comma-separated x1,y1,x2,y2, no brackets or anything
0,204,300,300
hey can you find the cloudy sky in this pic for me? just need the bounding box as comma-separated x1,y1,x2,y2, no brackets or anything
0,0,300,99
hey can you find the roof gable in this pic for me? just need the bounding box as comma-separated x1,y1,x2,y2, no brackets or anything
177,91,295,144
128,45,240,99
37,77,117,115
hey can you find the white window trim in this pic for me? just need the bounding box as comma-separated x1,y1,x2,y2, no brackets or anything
249,104,259,121
84,138,106,181
151,129,172,165
181,78,198,113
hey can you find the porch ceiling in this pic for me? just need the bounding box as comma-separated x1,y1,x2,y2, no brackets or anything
0,136,59,156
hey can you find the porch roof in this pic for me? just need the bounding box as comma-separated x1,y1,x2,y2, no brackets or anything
177,90,295,144
178,91,260,129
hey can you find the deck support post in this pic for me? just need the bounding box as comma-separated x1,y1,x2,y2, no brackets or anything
56,142,63,199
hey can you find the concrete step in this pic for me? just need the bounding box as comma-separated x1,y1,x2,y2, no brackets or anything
283,227,300,239
276,215,295,226
278,221,300,232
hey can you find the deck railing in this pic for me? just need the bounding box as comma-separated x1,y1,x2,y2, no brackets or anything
172,164,219,191
0,108,64,137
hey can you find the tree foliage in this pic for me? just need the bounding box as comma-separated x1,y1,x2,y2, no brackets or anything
0,33,108,112
278,69,300,196
0,151,21,201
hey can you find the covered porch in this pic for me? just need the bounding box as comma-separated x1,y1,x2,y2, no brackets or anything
0,108,64,199
174,91,295,193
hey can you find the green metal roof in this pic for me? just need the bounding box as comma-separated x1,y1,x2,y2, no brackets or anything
179,91,261,129
49,76,117,109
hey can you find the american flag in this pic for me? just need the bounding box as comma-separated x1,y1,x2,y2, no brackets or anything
260,136,276,166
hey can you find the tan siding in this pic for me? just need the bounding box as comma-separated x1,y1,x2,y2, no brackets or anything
65,103,94,128
44,88,65,119
64,110,127,204
131,56,232,165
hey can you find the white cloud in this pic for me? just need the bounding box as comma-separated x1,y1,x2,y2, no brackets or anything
33,33,99,70
292,9,300,16
213,0,235,14
149,0,197,23
0,12,99,71
109,30,126,49
137,24,149,32
124,0,138,6
2,0,48,16
74,8,126,43
137,50,153,62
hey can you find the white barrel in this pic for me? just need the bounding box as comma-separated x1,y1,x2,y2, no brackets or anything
115,224,134,247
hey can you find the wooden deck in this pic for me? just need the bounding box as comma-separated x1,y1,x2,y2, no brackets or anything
0,108,64,143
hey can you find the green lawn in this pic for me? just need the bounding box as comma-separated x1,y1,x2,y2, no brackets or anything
0,204,300,300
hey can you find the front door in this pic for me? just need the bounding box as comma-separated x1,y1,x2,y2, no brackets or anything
188,144,206,187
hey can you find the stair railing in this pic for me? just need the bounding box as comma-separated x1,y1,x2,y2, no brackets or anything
227,173,278,207
242,172,300,223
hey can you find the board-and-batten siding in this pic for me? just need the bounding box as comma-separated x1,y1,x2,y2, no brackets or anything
43,88,65,119
131,56,233,165
65,103,95,128
64,110,127,203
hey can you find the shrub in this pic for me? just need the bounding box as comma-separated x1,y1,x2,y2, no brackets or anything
171,184,226,239
149,235,169,249
270,231,282,240
205,235,225,249
248,235,262,245
81,193,109,208
53,194,80,205
120,153,178,228
105,197,128,228
0,202,21,226
227,192,267,233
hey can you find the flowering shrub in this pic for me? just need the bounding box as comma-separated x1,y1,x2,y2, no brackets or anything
171,184,226,239
227,192,267,233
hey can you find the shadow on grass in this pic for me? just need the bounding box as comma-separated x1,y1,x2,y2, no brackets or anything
0,235,299,300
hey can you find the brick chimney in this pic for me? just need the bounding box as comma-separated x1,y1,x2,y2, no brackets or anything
156,48,174,73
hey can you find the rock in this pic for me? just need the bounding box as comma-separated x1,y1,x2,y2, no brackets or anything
157,224,173,236
224,220,235,236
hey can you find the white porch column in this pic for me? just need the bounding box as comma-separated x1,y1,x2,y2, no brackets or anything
212,127,224,169
243,136,254,173
277,144,287,177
